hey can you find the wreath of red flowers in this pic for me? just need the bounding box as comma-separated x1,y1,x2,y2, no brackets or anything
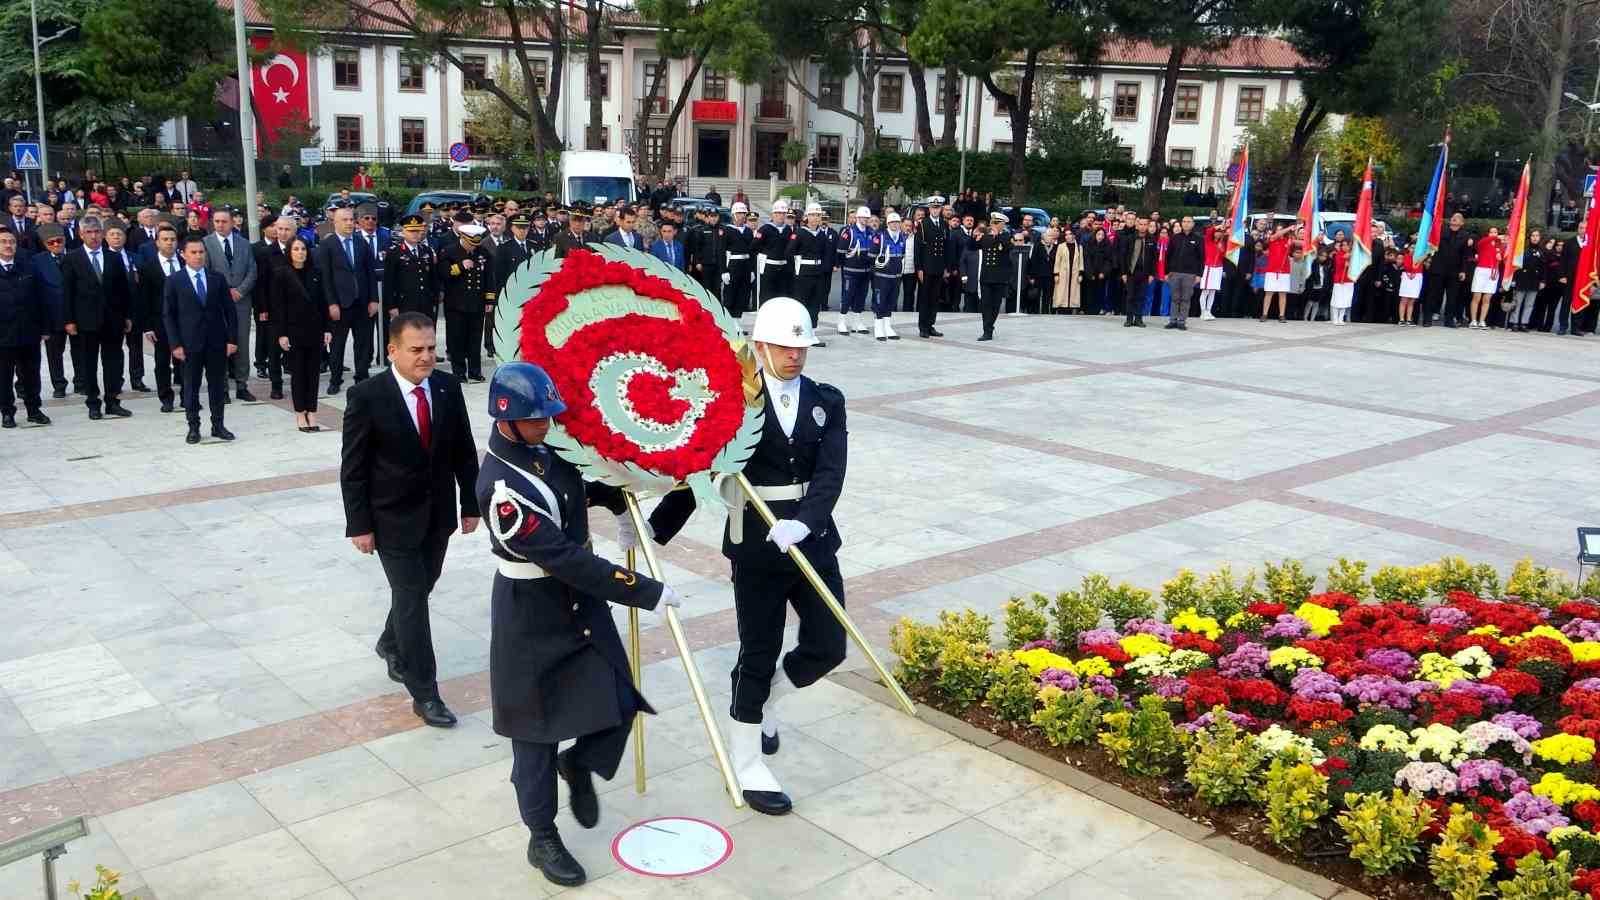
517,249,746,481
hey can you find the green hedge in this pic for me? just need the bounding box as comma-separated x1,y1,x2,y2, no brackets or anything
856,147,1143,201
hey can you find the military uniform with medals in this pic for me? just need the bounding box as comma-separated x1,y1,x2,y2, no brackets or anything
383,215,439,320
436,225,496,380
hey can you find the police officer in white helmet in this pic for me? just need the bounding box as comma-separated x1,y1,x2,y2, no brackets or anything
646,296,849,816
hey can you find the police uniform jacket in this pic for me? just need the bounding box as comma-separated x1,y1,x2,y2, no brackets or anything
837,225,874,273
790,227,831,280
436,241,496,313
650,376,846,569
721,223,756,276
476,430,664,744
691,222,725,275
382,240,438,317
756,222,792,270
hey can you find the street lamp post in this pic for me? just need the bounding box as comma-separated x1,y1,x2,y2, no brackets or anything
30,0,50,182
231,0,260,240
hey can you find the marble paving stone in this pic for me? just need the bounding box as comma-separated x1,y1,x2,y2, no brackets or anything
712,810,871,898
39,705,202,776
287,788,477,882
798,699,955,770
798,771,966,858
100,781,280,870
881,741,1050,815
167,675,320,743
1082,829,1288,900
363,713,511,785
976,781,1160,872
11,672,163,734
882,818,1065,900
0,730,61,791
239,745,411,825
1026,872,1142,900
791,860,935,899
415,758,523,832
0,816,145,898
346,834,559,899
142,828,338,900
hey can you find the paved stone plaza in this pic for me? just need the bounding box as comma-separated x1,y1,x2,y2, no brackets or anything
1,310,1597,899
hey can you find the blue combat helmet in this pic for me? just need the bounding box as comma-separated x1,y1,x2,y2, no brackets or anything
488,362,567,420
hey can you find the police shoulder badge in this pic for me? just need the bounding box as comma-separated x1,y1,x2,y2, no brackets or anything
812,406,826,428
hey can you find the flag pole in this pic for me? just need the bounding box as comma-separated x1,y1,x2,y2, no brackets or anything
231,0,260,241
626,548,646,794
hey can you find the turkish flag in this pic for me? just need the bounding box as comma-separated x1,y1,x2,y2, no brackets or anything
250,36,309,146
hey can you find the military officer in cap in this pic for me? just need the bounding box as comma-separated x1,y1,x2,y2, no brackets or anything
477,361,682,888
689,206,725,299
790,202,832,346
719,202,757,316
756,200,794,302
528,209,551,254
383,214,439,321
976,211,1011,341
648,296,848,816
915,195,951,338
427,204,453,250
552,204,591,259
491,213,539,357
436,222,496,381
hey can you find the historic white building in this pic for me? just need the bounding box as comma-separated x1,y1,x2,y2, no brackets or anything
187,3,1312,188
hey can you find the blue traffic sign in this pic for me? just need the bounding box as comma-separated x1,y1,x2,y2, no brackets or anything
13,143,40,170
448,142,471,163
1586,173,1595,198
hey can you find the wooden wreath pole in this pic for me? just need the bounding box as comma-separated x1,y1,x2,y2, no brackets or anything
733,472,917,716
627,547,646,795
622,491,745,808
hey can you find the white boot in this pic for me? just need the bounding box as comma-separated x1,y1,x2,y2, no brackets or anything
884,317,901,340
837,313,852,337
874,318,887,341
761,669,795,755
731,721,792,815
854,313,871,334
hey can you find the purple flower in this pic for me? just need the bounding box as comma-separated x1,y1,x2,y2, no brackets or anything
1086,675,1120,700
1124,618,1177,642
1180,708,1257,733
1444,680,1511,709
1291,669,1343,703
1341,675,1426,710
1427,607,1470,629
1454,759,1530,796
1020,638,1058,652
1572,678,1600,693
1262,614,1312,640
1039,668,1080,691
1491,712,1543,740
1078,629,1120,650
1363,648,1418,679
1219,642,1270,679
1562,619,1600,642
1503,791,1569,836
1149,676,1189,699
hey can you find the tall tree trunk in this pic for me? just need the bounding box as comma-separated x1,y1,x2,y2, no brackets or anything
1274,101,1327,212
1530,0,1577,230
852,44,880,156
1140,45,1186,211
653,54,708,179
982,47,1039,199
907,59,935,150
939,63,959,146
584,0,603,150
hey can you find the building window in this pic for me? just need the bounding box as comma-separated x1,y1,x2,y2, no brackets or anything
462,54,488,91
702,67,727,101
992,140,1013,154
935,74,962,114
644,127,666,169
530,59,548,95
586,62,610,100
818,72,845,109
878,73,903,113
464,131,487,157
333,48,360,89
1173,84,1200,123
586,126,609,150
1113,82,1139,120
398,54,426,92
815,134,841,170
1116,145,1135,162
1236,86,1264,124
335,116,361,152
643,61,668,113
759,68,786,118
399,118,426,155
1169,148,1195,169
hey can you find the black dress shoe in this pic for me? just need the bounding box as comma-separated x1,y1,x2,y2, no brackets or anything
269,388,284,400
211,425,236,441
236,388,257,402
1164,322,1178,329
160,401,175,413
1123,320,1134,327
743,788,793,816
1,414,14,429
527,827,585,887
375,645,404,684
813,339,827,348
762,729,780,755
976,333,993,341
26,411,50,426
131,380,150,392
468,374,486,383
326,382,342,396
1175,323,1187,330
87,409,103,420
557,749,600,828
105,403,132,417
52,387,66,399
186,427,201,444
413,699,457,727
928,328,943,337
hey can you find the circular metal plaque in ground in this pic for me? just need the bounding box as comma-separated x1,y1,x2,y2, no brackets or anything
611,816,734,877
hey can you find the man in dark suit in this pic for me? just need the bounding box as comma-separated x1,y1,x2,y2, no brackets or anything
340,312,480,727
253,215,293,397
315,206,377,394
355,204,392,368
4,194,31,247
29,224,70,397
61,215,134,419
648,221,686,271
103,221,150,392
914,196,951,337
203,208,258,400
0,229,50,428
163,234,237,443
140,224,185,412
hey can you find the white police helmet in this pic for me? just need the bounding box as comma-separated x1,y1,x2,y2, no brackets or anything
749,297,818,348
886,211,902,223
855,206,871,219
731,201,749,214
770,199,789,214
805,202,823,216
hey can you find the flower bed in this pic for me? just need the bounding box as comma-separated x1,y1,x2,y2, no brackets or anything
892,558,1600,900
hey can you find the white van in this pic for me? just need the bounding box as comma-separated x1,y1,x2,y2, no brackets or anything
558,151,637,206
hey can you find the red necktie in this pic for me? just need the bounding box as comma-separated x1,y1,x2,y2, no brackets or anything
413,386,431,452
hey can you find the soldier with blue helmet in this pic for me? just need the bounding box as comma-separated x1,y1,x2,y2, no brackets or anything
475,361,683,889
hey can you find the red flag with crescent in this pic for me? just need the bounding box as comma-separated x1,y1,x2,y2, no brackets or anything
250,36,310,146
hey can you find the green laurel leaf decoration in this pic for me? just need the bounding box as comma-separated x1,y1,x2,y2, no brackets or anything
493,248,563,362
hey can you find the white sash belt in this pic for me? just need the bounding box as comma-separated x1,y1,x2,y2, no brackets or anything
723,479,808,544
498,560,551,580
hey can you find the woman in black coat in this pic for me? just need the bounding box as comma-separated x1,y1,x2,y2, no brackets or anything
1083,227,1112,314
270,236,330,431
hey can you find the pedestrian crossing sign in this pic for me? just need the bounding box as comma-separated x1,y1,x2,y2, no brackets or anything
13,143,40,170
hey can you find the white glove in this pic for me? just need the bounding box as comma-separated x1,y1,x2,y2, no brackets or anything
721,272,731,285
657,585,683,612
615,513,651,553
766,519,811,553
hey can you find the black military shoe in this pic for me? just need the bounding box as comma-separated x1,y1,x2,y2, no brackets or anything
375,644,404,684
977,332,993,341
269,387,284,400
743,788,793,816
413,699,457,727
186,426,201,444
527,826,585,887
52,387,66,399
26,411,50,426
557,749,599,828
131,380,150,392
105,403,132,417
160,401,175,413
1,414,14,428
211,425,236,441
87,408,103,420
927,328,944,337
762,729,780,756
236,387,257,402
326,382,342,396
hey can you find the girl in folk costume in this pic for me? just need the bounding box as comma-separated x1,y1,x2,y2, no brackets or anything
1260,223,1297,322
868,212,908,341
1468,225,1502,329
1397,249,1425,326
1052,226,1085,312
1330,238,1355,324
1199,223,1226,319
